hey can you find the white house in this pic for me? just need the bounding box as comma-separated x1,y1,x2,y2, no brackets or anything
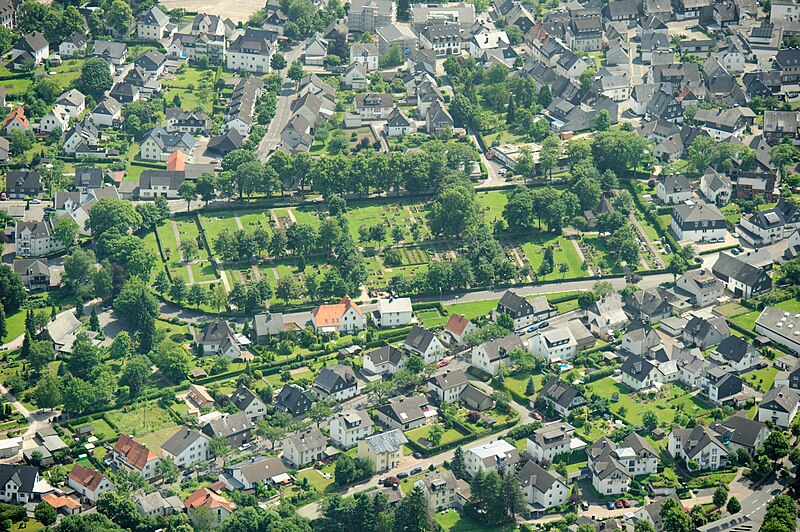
471,334,524,376
224,457,288,489
280,428,327,468
620,355,659,390
68,465,114,503
668,425,729,470
526,422,581,463
404,326,445,363
312,364,358,402
312,295,366,333
384,106,416,137
465,439,520,476
710,336,759,373
161,427,210,468
758,386,800,429
226,28,275,74
329,410,374,449
362,345,407,376
656,174,692,205
373,297,413,328
38,105,69,133
670,202,727,243
427,369,469,404
529,327,578,362
442,314,477,346
350,43,379,70
55,89,86,118
15,219,65,258
414,470,459,510
137,7,170,40
516,461,568,511
700,167,732,205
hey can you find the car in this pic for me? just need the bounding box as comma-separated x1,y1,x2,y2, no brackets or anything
538,321,549,329
614,500,623,509
606,501,616,510
580,501,589,511
732,232,739,238
498,167,508,175
0,193,6,201
622,499,630,508
412,452,422,459
694,257,702,263
731,248,741,255
410,467,422,475
29,199,40,204
527,325,539,333
529,411,542,420
44,206,55,213
397,472,408,479
436,359,450,368
241,443,250,450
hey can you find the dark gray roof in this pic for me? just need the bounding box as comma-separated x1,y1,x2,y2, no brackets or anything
313,364,356,394
713,336,757,363
15,31,47,54
275,384,314,416
760,386,800,413
405,326,437,353
364,345,405,367
229,384,263,412
429,369,468,390
710,412,765,448
540,377,585,409
517,460,565,494
201,412,252,438
620,354,656,381
92,41,127,60
479,333,524,362
0,465,38,494
377,395,429,425
161,427,208,456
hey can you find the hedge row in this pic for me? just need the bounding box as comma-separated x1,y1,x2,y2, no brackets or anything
582,365,618,383
404,414,519,458
626,180,683,255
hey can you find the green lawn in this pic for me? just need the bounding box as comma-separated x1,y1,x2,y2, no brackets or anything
435,510,515,532
417,309,449,328
477,190,509,224
742,366,778,392
136,425,182,453
404,424,466,446
73,418,118,440
105,403,176,437
445,299,499,320
519,234,586,281
296,468,336,493
729,311,760,332
2,309,27,342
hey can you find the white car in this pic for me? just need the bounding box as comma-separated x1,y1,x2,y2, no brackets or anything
498,167,508,175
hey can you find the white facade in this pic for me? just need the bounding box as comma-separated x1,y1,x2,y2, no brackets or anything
529,329,577,362
226,49,273,74
374,298,413,328
329,411,373,449
162,435,210,468
465,439,518,476
39,105,69,133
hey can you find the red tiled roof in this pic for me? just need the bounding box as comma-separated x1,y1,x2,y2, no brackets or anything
445,314,471,335
312,295,364,328
184,487,233,512
68,464,108,492
3,107,28,129
113,434,158,471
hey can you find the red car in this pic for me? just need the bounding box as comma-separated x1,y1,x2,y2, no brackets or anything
529,411,542,420
436,359,450,368
622,500,630,508
614,500,623,509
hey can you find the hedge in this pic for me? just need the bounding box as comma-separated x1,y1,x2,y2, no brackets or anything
626,180,683,255
582,365,618,383
404,414,519,458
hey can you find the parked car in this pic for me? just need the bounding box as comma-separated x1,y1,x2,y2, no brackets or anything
29,198,40,204
410,467,422,475
527,325,539,333
606,501,616,510
538,321,549,329
436,359,450,368
397,472,408,479
622,499,630,508
581,501,589,511
412,452,422,459
529,411,542,420
614,500,623,508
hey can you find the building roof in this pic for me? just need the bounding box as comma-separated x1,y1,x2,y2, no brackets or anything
363,429,408,454
466,439,519,467
444,314,472,336
760,385,800,413
185,487,232,512
713,336,757,363
712,252,770,288
314,364,356,394
620,354,656,382
377,297,412,315
477,333,524,362
113,434,157,471
364,345,405,367
540,377,585,409
710,411,766,449
275,383,314,415
162,427,208,457
313,295,364,329
201,412,252,438
68,464,109,492
405,326,438,353
225,456,287,484
229,384,263,412
139,6,169,26
253,313,284,337
377,395,431,425
429,368,468,390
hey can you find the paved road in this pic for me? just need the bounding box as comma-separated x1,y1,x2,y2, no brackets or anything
257,43,305,161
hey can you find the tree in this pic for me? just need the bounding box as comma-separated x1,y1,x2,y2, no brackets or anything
169,277,188,303
106,0,132,36
271,53,287,71
595,109,611,131
187,284,208,309
308,402,333,427
288,60,305,85
395,486,433,532
0,307,5,342
76,58,114,101
660,498,692,532
428,181,480,237
713,486,728,508
275,277,298,304
90,198,142,238
726,496,741,514
53,218,80,248
0,264,26,314
642,410,658,432
209,436,230,464
109,331,131,359
67,335,102,380
34,502,57,526
195,172,218,205
32,372,62,410
427,424,444,446
255,422,284,450
154,340,191,383
379,44,403,68
593,281,614,299
763,430,790,466
89,306,100,331
156,458,180,484
178,180,196,212
120,356,151,399
180,238,199,262
634,521,656,532
451,446,466,479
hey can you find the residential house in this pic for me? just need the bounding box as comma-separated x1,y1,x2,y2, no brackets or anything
427,369,469,404
13,258,50,292
226,28,276,74
494,291,556,330
709,412,769,454
110,434,159,481
620,322,661,357
139,125,195,162
165,108,210,134
516,461,568,512
353,93,394,120
303,34,328,66
530,327,579,363
348,0,396,33
425,100,454,134
419,23,462,57
350,43,379,70
134,491,183,518
656,174,692,205
668,425,729,470
357,430,407,471
11,31,48,69
586,294,628,337
646,90,682,122
14,220,64,258
38,105,69,134
683,315,730,349
68,465,114,503
442,314,477,345
461,385,494,411
675,268,725,307
415,470,460,510
161,427,210,468
225,457,289,490
92,41,128,65
137,7,170,40
404,326,445,364
185,487,233,526
330,410,374,449
373,297,413,328
138,169,185,199
621,355,660,390
6,170,42,199
710,336,759,372
252,313,284,343
58,32,86,57
3,107,30,134
275,384,314,418
362,345,407,376
376,395,437,431
312,295,365,333
623,287,674,323
384,107,416,137
526,422,579,462
704,367,744,405
738,199,800,247
465,439,520,476
471,333,524,376
670,202,727,243
195,319,242,360
313,364,358,401
56,89,85,118
539,377,587,418
228,384,267,423
694,107,754,141
200,412,253,447
763,111,800,145
758,386,799,428
700,167,733,205
342,62,369,90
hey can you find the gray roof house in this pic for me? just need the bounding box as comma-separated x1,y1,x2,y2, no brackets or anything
275,384,314,418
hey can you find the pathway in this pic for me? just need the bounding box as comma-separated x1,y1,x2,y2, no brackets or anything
569,235,594,276
235,214,244,230
628,212,665,269
171,220,195,284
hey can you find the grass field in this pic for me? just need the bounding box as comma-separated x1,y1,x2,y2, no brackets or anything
296,468,336,493
2,309,26,342
404,424,466,446
519,234,585,280
742,365,778,392
445,299,499,320
477,190,509,224
136,425,182,453
74,418,118,440
105,403,176,437
435,509,514,532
